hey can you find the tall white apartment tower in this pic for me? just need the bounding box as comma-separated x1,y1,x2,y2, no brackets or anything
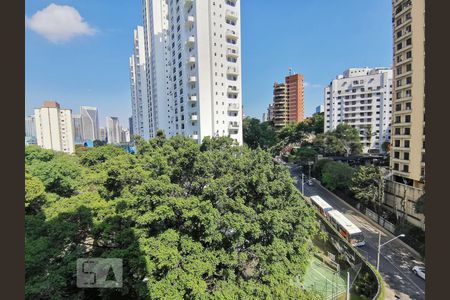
129,26,151,139
324,68,393,153
34,101,75,154
25,115,36,138
80,106,99,141
106,117,121,144
141,0,243,144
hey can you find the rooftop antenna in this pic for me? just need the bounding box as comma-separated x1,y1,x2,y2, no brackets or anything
288,67,293,75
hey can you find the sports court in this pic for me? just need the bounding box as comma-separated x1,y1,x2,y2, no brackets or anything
300,256,348,299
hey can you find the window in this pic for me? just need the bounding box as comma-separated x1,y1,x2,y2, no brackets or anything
396,104,402,111
404,127,410,135
394,140,400,147
405,102,412,110
394,163,399,170
405,115,411,123
397,42,403,50
403,164,409,172
394,127,401,134
406,38,412,46
404,140,410,148
394,151,400,159
406,77,412,84
406,51,412,59
406,64,412,72
395,116,401,123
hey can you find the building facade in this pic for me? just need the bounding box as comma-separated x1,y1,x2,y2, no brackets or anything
324,67,393,153
384,0,425,228
106,117,121,144
72,114,83,144
129,26,151,139
25,115,36,138
80,106,99,142
315,105,324,114
271,72,304,131
140,0,243,144
34,101,75,154
99,127,107,142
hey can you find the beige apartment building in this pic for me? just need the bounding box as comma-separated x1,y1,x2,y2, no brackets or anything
272,72,305,131
34,101,75,154
384,0,425,228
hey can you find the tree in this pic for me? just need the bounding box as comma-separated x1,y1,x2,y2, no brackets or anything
313,124,362,156
381,141,390,153
93,139,107,147
321,161,355,191
350,166,384,213
293,147,317,166
415,193,425,214
24,138,320,299
243,117,278,150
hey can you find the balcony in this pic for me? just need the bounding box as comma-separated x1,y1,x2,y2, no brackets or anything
226,46,239,58
190,114,198,121
228,103,240,112
226,29,238,39
228,121,240,130
186,36,195,46
189,76,197,83
188,94,197,102
187,56,196,64
227,66,239,76
227,86,239,94
226,10,238,20
186,15,195,26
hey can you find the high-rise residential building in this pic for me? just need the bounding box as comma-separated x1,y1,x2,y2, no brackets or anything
106,117,121,144
80,106,99,142
72,114,83,144
271,72,304,131
34,101,75,154
262,112,267,122
129,26,151,139
128,117,134,137
384,0,425,228
99,127,107,142
120,128,131,143
140,0,243,144
25,115,36,138
324,67,393,153
267,103,274,122
315,105,324,114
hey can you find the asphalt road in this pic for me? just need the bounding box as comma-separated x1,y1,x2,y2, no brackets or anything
289,164,425,300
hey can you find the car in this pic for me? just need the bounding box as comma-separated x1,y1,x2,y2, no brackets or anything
412,265,425,280
307,179,313,186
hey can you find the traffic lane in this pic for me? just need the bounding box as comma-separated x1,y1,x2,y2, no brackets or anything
288,167,425,298
302,181,425,294
298,178,425,298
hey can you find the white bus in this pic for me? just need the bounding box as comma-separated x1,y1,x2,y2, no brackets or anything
310,195,333,217
327,210,365,247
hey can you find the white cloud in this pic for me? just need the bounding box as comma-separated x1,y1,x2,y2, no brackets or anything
304,82,322,89
25,3,96,43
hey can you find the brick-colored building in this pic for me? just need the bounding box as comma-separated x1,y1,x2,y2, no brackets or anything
272,72,304,131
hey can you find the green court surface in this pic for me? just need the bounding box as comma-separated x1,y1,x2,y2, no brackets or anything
300,257,347,300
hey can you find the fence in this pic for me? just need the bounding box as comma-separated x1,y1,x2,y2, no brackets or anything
365,208,396,233
305,197,384,299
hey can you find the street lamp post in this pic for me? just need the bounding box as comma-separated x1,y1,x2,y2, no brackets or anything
301,173,304,194
376,232,405,271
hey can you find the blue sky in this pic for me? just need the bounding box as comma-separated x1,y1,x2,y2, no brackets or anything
25,0,393,127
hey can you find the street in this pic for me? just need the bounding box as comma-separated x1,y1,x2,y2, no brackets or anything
289,164,425,300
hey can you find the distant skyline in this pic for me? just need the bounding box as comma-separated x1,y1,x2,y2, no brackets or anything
25,0,392,126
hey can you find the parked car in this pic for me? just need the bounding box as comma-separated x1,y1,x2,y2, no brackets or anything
307,179,313,186
412,265,425,280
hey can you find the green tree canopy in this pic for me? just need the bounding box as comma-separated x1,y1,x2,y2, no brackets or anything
349,165,384,209
243,117,279,150
321,161,355,191
25,138,320,299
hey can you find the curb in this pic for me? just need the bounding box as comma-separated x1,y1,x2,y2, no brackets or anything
313,179,422,260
